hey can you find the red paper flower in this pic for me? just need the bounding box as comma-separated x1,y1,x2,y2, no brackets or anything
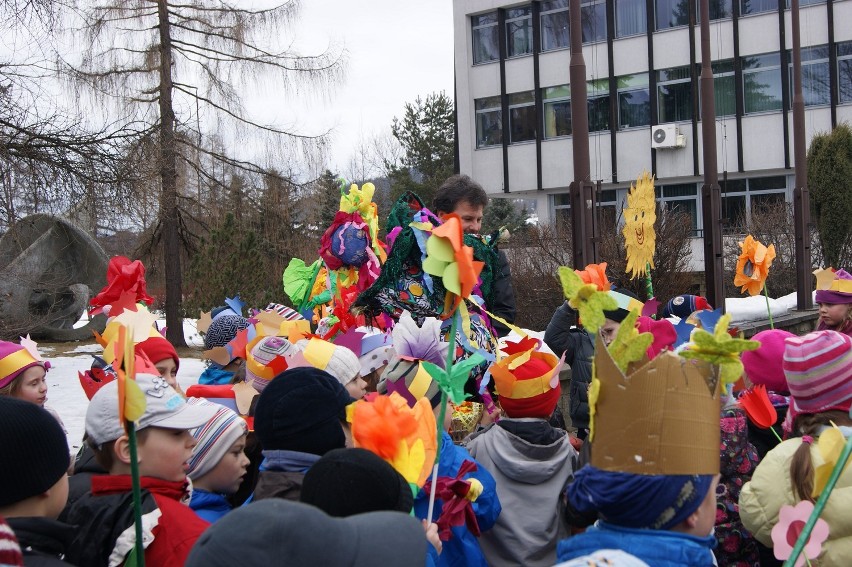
422,460,482,541
738,384,778,429
90,256,154,315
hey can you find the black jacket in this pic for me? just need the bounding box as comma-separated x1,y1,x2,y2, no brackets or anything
490,249,517,337
543,302,595,430
7,517,77,566
58,444,106,523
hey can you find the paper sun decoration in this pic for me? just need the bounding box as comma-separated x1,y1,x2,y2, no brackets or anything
423,214,484,311
734,235,776,296
622,171,657,279
771,500,829,566
558,266,618,332
680,313,760,386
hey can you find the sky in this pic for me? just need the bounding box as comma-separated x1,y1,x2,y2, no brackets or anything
291,0,456,173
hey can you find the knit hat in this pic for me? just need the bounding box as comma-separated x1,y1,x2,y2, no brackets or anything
378,357,442,408
245,336,298,393
490,337,562,419
0,397,69,507
186,499,426,567
299,338,360,387
635,316,677,360
783,330,852,416
742,329,796,393
355,327,394,376
663,294,712,319
135,336,179,370
254,367,351,455
186,398,248,480
86,373,218,446
0,516,23,567
604,288,643,323
204,313,250,350
301,448,414,517
0,340,49,390
815,268,852,304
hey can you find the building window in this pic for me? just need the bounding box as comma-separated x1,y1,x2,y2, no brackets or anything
739,0,778,15
743,53,782,114
582,0,607,43
657,65,694,123
475,96,502,148
788,46,830,107
509,91,536,143
786,0,825,7
705,0,732,20
618,74,651,129
506,7,532,58
541,0,569,51
588,79,611,132
655,0,692,29
616,0,648,37
713,60,736,117
657,183,700,235
839,42,852,103
472,13,499,65
552,189,617,227
721,176,787,232
543,85,571,138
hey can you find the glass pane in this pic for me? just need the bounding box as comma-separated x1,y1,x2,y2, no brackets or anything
795,61,831,106
618,73,650,89
543,85,570,100
553,193,571,206
709,0,732,19
509,91,535,105
473,25,500,64
722,195,747,228
723,179,747,192
475,96,502,111
658,66,692,82
714,74,736,117
472,13,498,27
749,176,786,191
739,0,778,15
506,7,531,19
616,0,647,37
840,59,852,103
656,0,692,29
598,205,617,229
507,17,533,57
665,199,698,233
663,183,697,197
510,106,537,143
476,110,503,148
744,67,782,113
581,1,607,43
544,100,572,138
839,42,852,58
619,88,651,128
752,192,785,213
658,81,694,122
599,189,617,202
542,0,569,10
588,95,611,132
541,11,569,51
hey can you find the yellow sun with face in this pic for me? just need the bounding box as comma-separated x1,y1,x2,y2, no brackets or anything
622,171,657,279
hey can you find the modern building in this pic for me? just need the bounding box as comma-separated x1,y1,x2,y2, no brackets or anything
453,0,852,267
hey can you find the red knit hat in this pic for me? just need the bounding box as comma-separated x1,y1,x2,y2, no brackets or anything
490,337,562,419
135,336,179,370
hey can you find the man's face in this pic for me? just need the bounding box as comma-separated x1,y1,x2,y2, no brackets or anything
444,201,484,234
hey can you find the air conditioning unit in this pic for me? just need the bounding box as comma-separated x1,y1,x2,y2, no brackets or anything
651,124,686,149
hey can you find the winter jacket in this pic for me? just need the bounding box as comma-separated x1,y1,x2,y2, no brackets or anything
59,445,106,523
64,475,210,567
189,489,232,523
465,418,577,567
557,521,717,567
7,517,77,566
251,450,319,502
740,434,852,566
543,302,595,432
490,250,516,337
413,431,501,567
198,367,236,385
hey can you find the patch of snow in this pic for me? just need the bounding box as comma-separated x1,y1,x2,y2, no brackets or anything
725,294,790,324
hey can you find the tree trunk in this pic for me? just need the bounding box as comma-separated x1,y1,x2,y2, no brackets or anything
157,0,186,347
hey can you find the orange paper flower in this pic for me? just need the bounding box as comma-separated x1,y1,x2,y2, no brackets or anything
423,214,484,310
575,263,611,291
738,385,778,429
734,235,776,296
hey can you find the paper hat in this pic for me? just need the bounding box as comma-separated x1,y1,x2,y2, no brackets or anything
605,288,644,323
814,267,852,304
245,335,297,392
489,336,563,419
590,335,721,475
0,338,49,390
379,356,442,408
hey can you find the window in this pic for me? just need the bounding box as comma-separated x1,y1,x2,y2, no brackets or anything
509,91,536,143
472,13,499,64
588,79,611,132
475,96,502,148
839,42,852,104
541,0,569,51
739,0,778,15
786,0,825,7
788,46,830,106
616,0,647,37
706,0,732,20
581,0,607,43
543,85,571,138
657,65,694,122
721,176,787,231
743,53,782,114
657,183,700,235
552,189,616,227
618,74,651,129
506,7,532,58
713,60,736,117
656,0,692,29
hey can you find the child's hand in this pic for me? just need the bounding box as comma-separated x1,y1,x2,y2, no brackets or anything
422,519,442,555
479,406,502,427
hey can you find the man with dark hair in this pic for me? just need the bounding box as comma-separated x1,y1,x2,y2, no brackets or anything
433,174,516,336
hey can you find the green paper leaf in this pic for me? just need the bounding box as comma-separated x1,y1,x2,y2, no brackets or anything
679,313,760,385
558,266,618,332
426,233,455,262
422,352,485,405
607,309,653,372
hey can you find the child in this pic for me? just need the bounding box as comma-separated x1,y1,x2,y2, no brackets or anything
135,335,183,395
740,330,852,565
355,326,393,392
815,269,852,336
0,397,75,565
199,307,250,385
63,373,218,567
299,338,369,400
662,294,712,320
186,399,249,522
0,339,65,432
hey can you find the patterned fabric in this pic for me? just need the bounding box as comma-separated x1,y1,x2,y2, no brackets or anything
0,516,23,567
715,408,760,567
204,313,250,350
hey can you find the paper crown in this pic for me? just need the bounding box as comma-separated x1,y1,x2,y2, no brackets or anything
814,267,852,292
489,336,562,401
590,335,721,475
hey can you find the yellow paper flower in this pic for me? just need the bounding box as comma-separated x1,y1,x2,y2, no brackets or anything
622,171,657,279
734,235,776,296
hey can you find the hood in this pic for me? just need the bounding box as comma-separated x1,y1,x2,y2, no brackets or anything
480,418,574,484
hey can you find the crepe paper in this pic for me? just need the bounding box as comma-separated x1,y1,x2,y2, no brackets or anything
203,346,233,367
734,235,776,297
575,262,611,291
197,311,213,335
422,354,485,407
18,334,43,362
89,256,154,316
479,303,529,339
813,267,837,291
422,214,485,309
605,309,654,372
558,266,618,333
739,385,783,444
421,460,483,541
393,311,449,369
773,501,829,567
222,295,244,317
501,335,542,357
641,298,660,319
301,338,338,371
813,425,851,498
680,314,760,386
108,290,142,318
227,328,250,361
695,308,723,334
283,258,322,309
622,171,657,279
673,318,696,349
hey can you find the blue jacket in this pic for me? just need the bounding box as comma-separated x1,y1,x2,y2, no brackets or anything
557,521,717,567
414,431,501,567
198,367,236,385
189,488,232,523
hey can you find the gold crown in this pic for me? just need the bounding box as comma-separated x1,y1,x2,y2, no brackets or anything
590,335,721,475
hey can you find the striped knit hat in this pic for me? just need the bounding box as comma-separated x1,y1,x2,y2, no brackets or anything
186,398,248,480
783,330,852,416
0,516,22,567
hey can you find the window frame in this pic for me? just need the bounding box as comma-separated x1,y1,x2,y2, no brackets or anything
839,41,852,104
542,85,572,139
739,0,778,16
508,91,537,144
617,73,651,130
657,65,695,123
540,0,569,52
472,12,500,65
787,46,831,107
615,0,648,38
657,183,701,237
475,96,503,149
505,7,533,59
742,52,783,115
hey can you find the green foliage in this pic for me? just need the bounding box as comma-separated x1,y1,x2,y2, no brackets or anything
483,198,530,236
808,123,852,267
318,169,343,228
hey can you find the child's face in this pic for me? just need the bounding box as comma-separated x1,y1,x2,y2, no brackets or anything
13,366,48,406
137,427,197,482
194,434,249,495
153,357,179,389
345,376,368,400
818,302,852,328
599,318,621,347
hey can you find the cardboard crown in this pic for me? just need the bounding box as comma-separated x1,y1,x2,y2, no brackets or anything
590,335,721,475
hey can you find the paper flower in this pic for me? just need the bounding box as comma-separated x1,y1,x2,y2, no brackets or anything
738,385,778,429
680,313,760,386
392,311,449,369
423,214,484,306
575,263,611,291
734,235,776,296
607,309,653,372
813,425,852,498
110,325,146,426
89,256,154,315
557,266,618,333
422,353,486,405
421,460,483,541
622,171,657,279
770,500,829,566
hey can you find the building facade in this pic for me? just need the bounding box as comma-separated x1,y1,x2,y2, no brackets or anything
453,0,852,267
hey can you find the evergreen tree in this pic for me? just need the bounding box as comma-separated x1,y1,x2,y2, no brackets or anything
808,123,852,267
483,197,531,236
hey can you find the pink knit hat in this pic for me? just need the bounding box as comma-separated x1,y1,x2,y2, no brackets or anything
783,330,852,416
0,341,48,390
742,329,796,393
